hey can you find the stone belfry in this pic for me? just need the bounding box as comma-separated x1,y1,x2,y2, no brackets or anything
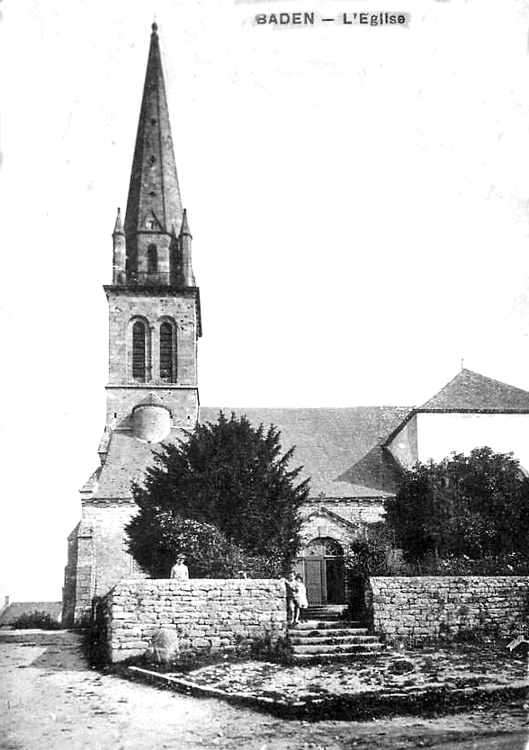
63,24,201,625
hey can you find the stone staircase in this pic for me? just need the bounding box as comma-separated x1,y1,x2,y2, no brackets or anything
288,605,384,663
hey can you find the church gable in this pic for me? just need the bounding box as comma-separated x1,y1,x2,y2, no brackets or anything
384,369,529,472
418,368,529,413
300,506,361,546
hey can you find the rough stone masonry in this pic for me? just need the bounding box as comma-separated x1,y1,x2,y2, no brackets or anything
369,576,529,644
99,578,287,663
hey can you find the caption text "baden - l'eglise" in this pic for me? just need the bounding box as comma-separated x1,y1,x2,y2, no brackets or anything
254,12,410,27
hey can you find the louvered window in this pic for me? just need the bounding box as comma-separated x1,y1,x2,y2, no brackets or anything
160,322,174,381
132,321,146,381
147,244,157,275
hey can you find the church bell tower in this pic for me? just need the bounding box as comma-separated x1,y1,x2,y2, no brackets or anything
62,24,201,625
106,22,201,435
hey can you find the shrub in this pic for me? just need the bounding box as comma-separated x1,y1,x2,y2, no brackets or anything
10,611,62,630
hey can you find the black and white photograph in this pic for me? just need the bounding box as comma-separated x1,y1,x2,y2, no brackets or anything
2,1,529,748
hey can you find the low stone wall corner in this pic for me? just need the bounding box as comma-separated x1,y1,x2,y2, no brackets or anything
98,578,287,663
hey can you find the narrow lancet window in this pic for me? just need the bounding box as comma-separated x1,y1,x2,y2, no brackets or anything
160,322,174,381
147,244,158,275
132,321,146,381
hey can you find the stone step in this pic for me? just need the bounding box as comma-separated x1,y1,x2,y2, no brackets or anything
304,614,343,621
305,604,347,609
291,642,383,656
292,650,383,663
289,627,369,638
289,634,379,646
294,620,365,630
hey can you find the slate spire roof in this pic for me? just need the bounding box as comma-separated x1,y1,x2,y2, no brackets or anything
124,23,183,243
418,368,529,413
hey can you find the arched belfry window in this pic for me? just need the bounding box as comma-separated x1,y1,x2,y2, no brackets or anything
132,321,147,382
147,244,158,275
159,321,176,382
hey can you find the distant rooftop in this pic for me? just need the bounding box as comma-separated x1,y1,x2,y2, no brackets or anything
0,601,62,626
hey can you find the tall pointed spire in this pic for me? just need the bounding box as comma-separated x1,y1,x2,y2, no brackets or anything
124,23,183,284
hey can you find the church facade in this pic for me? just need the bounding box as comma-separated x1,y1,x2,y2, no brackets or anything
62,26,529,624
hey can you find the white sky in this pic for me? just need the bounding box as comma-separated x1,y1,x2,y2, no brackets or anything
2,0,529,603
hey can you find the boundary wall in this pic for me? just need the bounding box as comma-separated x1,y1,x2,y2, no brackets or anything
98,578,287,662
368,576,529,643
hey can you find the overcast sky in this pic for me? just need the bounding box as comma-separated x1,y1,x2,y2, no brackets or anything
2,0,529,603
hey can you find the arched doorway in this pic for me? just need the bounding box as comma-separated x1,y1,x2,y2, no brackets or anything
295,537,345,605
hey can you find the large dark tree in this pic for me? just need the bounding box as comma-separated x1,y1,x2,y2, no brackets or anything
126,412,309,578
385,447,529,565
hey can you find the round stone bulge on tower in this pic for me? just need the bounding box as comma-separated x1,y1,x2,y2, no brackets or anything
132,392,172,442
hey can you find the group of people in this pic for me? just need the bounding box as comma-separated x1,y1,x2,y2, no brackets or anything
283,571,308,625
170,555,308,625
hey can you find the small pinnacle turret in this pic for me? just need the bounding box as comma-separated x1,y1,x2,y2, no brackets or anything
112,208,126,284
113,207,124,235
179,208,196,286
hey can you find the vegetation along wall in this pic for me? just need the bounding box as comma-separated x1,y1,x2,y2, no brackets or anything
99,578,287,663
368,576,529,644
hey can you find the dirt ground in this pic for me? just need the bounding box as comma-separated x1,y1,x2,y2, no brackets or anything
1,631,529,750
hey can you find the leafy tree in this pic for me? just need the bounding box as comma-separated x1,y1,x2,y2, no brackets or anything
126,412,309,578
385,447,529,566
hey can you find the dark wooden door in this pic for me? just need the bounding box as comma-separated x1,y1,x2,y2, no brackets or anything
325,557,345,604
304,558,324,604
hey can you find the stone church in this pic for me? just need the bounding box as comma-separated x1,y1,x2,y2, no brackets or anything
62,25,529,625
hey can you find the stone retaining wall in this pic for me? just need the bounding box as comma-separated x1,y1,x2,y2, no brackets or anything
369,576,529,644
99,578,287,662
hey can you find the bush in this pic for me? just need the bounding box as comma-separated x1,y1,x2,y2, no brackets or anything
10,611,62,630
345,534,393,579
385,447,529,565
399,552,529,577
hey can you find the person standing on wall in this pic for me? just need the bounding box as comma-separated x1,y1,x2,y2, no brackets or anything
170,555,189,580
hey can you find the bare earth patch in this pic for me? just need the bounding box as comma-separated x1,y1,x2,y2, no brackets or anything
2,631,529,749
161,644,528,707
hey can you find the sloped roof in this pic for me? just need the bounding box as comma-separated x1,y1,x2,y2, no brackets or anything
83,369,529,503
201,406,410,497
91,428,184,499
419,369,529,413
86,406,411,501
0,602,62,626
337,444,404,494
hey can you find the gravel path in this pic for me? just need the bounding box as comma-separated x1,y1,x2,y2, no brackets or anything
1,631,529,750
